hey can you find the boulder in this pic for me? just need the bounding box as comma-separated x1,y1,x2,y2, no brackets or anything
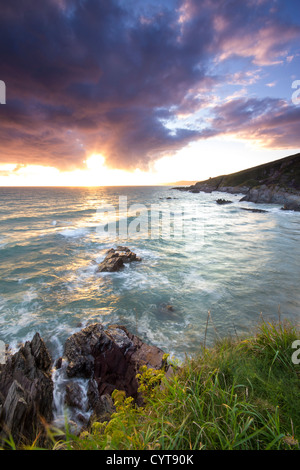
97,247,142,272
0,333,53,446
240,187,300,209
281,202,300,212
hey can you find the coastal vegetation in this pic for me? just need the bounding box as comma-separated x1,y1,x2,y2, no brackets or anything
3,319,300,450
176,153,300,210
189,152,300,192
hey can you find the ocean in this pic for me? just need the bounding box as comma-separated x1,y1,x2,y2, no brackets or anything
0,185,299,363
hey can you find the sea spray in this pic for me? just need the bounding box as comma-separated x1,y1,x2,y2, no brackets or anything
52,358,92,432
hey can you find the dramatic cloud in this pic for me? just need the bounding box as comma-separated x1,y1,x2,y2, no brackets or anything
0,0,299,171
207,97,300,148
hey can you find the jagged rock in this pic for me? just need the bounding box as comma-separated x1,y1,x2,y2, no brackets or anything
87,380,115,422
0,333,53,446
64,323,166,407
97,247,142,272
1,381,27,440
0,323,171,441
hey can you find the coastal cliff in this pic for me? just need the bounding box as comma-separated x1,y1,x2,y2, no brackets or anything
174,152,300,211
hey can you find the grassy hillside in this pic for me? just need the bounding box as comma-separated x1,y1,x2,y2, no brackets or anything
191,153,300,192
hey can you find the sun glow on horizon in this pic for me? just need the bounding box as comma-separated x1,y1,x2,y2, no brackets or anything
0,153,161,187
0,141,299,187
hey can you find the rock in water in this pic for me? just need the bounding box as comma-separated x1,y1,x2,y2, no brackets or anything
281,202,300,212
240,207,268,213
216,199,232,205
64,323,166,413
0,333,53,446
97,247,142,272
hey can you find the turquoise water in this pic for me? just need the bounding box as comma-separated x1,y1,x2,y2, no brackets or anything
0,186,299,362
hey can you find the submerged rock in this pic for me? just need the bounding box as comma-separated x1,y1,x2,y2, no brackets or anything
97,247,142,272
0,333,53,446
240,207,268,213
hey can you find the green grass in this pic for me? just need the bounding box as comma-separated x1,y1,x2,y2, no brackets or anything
193,152,300,191
3,319,300,450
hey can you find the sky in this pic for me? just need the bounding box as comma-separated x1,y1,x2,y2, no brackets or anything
0,0,299,186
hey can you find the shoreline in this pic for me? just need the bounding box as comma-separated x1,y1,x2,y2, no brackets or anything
173,152,300,211
0,317,299,450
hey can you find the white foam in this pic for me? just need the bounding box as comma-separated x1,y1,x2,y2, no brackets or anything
21,287,38,303
52,359,92,431
58,227,90,238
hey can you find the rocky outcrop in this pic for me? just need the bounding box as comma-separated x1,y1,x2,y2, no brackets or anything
64,324,166,407
53,323,168,428
97,247,142,272
174,153,300,211
0,333,53,446
239,185,300,209
281,202,300,212
0,323,169,444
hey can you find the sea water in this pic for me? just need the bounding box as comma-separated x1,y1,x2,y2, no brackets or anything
0,185,299,363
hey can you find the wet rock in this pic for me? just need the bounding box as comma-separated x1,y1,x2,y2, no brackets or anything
98,254,124,272
97,247,142,272
87,380,115,422
159,303,175,314
64,323,105,378
64,323,166,407
54,357,63,370
165,304,174,311
241,207,268,213
0,324,171,441
240,187,300,210
216,199,233,205
65,382,84,409
0,333,53,446
281,202,300,212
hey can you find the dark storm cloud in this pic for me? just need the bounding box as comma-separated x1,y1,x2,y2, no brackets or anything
0,0,299,170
